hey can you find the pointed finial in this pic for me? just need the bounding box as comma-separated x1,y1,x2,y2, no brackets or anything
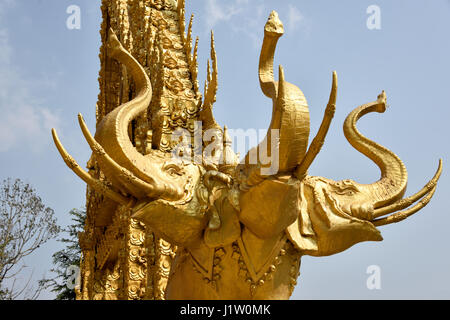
220,125,239,175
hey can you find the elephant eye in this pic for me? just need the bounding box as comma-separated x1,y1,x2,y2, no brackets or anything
338,189,356,196
332,180,359,196
163,162,184,177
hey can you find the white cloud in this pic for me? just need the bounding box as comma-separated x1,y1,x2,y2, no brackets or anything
287,5,311,36
0,4,61,153
204,0,267,48
203,1,311,48
205,0,244,29
287,5,303,31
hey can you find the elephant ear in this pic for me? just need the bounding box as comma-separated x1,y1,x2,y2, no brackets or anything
287,178,382,257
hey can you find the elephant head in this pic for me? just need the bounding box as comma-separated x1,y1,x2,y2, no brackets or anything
232,12,442,255
285,90,442,256
52,29,210,247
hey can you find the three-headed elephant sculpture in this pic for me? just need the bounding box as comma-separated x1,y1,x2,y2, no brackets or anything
52,11,442,299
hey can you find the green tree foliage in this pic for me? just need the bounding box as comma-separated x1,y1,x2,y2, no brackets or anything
0,178,60,300
40,208,85,300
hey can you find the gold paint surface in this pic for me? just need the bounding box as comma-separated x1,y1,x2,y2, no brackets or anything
53,1,442,300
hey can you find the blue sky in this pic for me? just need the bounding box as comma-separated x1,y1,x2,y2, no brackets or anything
0,0,449,299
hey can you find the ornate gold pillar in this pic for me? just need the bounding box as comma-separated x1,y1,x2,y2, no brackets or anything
78,0,199,300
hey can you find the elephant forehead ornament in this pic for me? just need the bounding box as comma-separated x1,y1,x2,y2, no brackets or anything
52,11,442,299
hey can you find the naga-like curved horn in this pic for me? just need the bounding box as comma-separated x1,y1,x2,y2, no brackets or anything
343,91,408,208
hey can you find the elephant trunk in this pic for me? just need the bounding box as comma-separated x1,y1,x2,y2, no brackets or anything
92,29,184,200
343,91,407,208
241,11,310,185
259,11,284,99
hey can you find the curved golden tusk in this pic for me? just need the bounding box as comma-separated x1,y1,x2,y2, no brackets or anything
77,113,159,198
51,128,129,205
258,65,285,165
295,71,337,179
273,64,286,128
373,159,443,219
277,65,286,100
371,183,438,227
